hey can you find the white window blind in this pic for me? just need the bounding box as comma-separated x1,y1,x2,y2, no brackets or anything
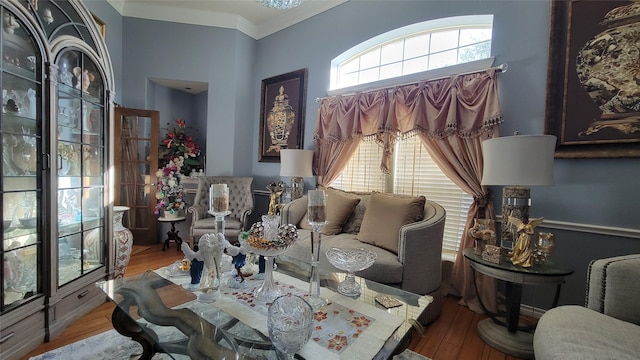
330,137,472,260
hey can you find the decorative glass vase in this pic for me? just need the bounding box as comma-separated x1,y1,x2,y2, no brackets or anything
307,190,327,308
113,206,133,279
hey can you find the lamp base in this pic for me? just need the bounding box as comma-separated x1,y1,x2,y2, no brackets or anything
291,176,304,200
501,186,530,254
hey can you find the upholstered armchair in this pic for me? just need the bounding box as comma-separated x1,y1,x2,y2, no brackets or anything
187,176,254,245
534,254,640,359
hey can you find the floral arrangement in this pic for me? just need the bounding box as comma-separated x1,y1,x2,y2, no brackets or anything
159,119,202,175
154,158,186,215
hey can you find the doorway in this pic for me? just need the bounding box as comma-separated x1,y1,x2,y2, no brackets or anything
114,107,160,244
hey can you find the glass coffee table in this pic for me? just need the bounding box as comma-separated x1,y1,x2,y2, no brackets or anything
97,258,432,360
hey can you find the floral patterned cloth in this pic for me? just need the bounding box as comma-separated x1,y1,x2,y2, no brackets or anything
222,281,375,354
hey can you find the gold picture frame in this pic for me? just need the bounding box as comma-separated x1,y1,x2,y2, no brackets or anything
258,69,308,163
544,0,640,158
91,13,106,40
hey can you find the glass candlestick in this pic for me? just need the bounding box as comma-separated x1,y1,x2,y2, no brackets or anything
307,190,327,309
208,183,231,234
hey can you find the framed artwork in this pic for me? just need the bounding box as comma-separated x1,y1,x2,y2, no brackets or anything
544,0,640,158
91,13,106,39
258,69,307,162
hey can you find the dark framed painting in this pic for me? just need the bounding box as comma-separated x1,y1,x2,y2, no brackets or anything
544,0,640,158
258,69,307,162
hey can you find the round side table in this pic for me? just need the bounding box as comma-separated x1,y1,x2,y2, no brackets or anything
158,216,186,251
463,248,574,359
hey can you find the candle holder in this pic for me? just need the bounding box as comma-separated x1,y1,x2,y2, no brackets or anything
307,189,327,309
208,183,231,235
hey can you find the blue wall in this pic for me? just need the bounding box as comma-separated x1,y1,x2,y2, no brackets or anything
89,0,640,308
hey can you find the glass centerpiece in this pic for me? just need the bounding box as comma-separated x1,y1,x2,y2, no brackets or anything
239,215,298,303
326,247,377,297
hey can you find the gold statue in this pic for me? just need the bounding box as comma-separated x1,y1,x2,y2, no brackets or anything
267,181,286,216
507,216,544,267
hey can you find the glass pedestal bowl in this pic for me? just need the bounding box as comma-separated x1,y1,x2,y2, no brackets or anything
239,219,299,303
326,247,377,297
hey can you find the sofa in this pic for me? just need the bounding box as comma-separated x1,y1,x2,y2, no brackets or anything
533,254,640,360
279,187,446,324
187,176,254,246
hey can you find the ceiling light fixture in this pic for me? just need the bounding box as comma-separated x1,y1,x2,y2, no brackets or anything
257,0,303,10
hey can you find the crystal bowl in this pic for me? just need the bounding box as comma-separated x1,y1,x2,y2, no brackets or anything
326,247,377,273
326,247,377,297
19,217,37,228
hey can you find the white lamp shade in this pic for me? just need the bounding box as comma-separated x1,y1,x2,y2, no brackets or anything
481,135,556,186
280,149,313,177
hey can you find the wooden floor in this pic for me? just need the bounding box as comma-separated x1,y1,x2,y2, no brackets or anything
21,244,525,360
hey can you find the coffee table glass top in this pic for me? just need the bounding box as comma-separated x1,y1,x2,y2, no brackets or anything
97,258,432,360
463,248,574,276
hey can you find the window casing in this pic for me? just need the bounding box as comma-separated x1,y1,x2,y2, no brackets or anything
328,16,492,259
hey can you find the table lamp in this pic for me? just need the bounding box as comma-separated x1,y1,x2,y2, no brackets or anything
481,134,556,253
280,149,313,200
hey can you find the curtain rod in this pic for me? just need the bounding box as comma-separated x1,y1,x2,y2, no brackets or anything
315,63,508,103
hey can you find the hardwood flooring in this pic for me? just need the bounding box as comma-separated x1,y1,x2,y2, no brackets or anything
21,245,525,360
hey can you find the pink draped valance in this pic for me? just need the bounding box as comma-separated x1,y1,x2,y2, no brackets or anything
314,69,504,176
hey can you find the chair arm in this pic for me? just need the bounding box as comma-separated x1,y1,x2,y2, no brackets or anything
397,200,446,295
586,254,640,326
238,207,253,231
187,204,206,223
280,196,307,226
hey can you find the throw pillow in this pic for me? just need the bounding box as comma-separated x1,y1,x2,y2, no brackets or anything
356,192,426,254
297,188,361,235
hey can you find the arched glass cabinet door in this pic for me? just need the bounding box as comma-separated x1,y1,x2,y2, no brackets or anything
1,5,43,311
56,49,104,286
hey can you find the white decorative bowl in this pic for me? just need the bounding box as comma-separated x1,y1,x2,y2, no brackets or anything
326,247,377,297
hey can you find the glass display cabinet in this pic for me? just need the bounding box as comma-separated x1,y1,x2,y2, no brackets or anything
0,1,114,359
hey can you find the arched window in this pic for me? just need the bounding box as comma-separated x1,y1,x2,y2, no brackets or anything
329,15,493,259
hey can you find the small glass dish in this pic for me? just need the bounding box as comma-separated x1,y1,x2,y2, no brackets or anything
326,247,377,297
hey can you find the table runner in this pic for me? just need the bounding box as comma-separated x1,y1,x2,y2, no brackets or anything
156,265,406,360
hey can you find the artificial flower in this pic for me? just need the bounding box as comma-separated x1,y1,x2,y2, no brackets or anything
159,119,202,175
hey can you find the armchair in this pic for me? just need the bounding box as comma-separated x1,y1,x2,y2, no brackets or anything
187,176,254,246
533,254,640,359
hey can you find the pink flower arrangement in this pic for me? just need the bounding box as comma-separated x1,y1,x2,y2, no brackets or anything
159,119,202,175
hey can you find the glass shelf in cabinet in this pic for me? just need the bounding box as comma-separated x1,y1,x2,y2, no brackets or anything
2,112,38,131
1,62,38,81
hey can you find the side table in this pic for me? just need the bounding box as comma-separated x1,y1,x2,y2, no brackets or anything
463,248,573,359
158,216,186,251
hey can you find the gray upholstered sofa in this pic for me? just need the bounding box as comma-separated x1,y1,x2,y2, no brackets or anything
187,176,254,246
533,254,640,360
279,187,446,324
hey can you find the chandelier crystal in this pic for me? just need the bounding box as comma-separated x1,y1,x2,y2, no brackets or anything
257,0,303,9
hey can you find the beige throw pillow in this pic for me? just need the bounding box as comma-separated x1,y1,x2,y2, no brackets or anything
356,192,426,254
297,188,361,235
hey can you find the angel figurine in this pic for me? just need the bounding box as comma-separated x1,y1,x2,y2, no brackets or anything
507,216,544,267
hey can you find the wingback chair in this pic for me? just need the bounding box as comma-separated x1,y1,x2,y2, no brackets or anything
187,176,254,246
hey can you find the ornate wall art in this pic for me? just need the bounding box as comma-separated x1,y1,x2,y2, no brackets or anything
545,0,640,158
258,69,307,162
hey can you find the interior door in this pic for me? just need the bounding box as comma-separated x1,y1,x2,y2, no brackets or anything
114,107,160,244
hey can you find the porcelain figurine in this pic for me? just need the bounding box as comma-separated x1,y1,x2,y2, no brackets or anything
73,67,95,93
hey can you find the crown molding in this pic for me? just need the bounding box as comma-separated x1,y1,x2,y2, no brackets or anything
103,0,347,40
